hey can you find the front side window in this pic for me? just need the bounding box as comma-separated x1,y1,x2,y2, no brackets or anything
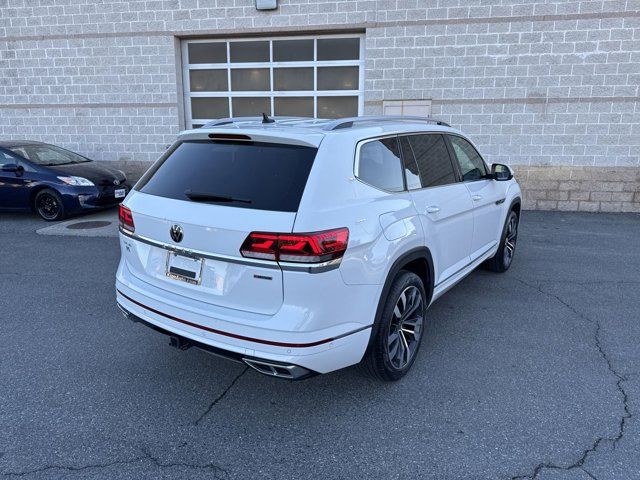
356,138,404,192
138,140,317,212
404,134,457,188
447,135,487,181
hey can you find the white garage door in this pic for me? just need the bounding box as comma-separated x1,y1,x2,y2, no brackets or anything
181,34,365,128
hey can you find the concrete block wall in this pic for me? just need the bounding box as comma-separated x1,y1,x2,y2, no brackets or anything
1,0,639,211
0,34,179,162
515,166,640,212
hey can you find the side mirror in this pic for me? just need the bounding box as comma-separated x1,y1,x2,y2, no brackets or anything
491,163,513,181
2,163,24,175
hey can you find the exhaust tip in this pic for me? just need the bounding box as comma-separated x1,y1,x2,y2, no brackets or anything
242,358,312,380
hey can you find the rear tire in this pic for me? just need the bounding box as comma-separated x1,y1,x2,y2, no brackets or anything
484,210,519,273
362,270,427,381
34,189,66,221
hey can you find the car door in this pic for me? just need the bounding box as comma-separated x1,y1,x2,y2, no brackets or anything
446,135,504,261
399,134,474,286
0,149,30,210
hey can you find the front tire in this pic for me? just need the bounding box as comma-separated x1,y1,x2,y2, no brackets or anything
484,210,519,273
34,189,66,221
362,270,427,381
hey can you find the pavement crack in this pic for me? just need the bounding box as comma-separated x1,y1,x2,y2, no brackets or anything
0,448,227,479
509,277,632,480
0,457,146,477
137,446,227,479
193,366,249,426
581,467,599,479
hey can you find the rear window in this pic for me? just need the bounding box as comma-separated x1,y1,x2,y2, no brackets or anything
137,140,317,212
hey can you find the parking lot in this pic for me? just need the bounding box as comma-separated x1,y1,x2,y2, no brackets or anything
1,210,638,480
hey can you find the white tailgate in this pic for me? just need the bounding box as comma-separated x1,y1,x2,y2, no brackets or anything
121,192,294,315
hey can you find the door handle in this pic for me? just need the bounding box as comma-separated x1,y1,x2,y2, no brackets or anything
472,195,482,201
426,206,440,214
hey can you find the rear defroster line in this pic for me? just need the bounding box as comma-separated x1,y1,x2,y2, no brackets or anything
116,289,371,348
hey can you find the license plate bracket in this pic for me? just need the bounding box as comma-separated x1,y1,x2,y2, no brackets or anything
166,252,203,285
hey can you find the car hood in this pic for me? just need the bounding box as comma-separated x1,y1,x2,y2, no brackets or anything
45,161,126,186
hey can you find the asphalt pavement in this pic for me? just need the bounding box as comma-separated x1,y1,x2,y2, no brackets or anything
0,210,639,480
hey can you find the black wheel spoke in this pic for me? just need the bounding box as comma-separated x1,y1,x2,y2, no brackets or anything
502,215,518,266
386,285,425,370
37,193,60,220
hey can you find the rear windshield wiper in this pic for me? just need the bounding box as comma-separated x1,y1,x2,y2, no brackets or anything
184,190,252,204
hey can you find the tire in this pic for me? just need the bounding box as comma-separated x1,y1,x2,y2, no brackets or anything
362,270,427,381
34,189,66,221
484,210,519,273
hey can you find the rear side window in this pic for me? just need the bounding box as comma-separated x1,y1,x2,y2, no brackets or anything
405,134,457,188
138,140,317,212
398,137,421,190
356,138,404,192
447,135,487,181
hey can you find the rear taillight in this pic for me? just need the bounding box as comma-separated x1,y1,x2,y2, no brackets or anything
240,228,349,264
119,205,135,232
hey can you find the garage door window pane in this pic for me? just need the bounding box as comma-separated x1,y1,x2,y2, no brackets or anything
274,97,314,117
188,43,227,64
317,66,359,90
230,41,270,63
189,70,228,92
184,36,363,125
317,38,360,61
191,97,229,119
274,68,313,91
318,96,358,118
231,69,270,91
273,39,313,61
232,97,271,116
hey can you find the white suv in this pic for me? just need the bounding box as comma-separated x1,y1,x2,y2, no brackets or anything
116,116,521,381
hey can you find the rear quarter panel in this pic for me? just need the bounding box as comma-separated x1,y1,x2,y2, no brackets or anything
293,134,425,287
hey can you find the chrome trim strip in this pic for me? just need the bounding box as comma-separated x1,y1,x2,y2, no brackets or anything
120,227,279,269
278,258,342,273
434,243,496,287
119,227,341,273
332,324,373,341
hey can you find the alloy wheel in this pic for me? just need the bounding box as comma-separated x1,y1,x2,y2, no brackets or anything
503,215,518,267
37,194,60,220
386,285,424,370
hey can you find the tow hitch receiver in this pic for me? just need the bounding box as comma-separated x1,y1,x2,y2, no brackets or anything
169,336,192,351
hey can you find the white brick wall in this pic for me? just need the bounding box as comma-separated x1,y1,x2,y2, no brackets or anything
0,0,638,168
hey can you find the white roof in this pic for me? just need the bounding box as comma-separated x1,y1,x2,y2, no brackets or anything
178,116,464,148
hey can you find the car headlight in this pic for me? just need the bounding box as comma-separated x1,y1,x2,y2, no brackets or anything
57,176,95,186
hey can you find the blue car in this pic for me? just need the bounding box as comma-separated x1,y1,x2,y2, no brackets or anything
0,141,132,221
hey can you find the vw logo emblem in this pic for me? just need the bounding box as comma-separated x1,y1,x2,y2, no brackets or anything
113,179,120,186
170,224,184,243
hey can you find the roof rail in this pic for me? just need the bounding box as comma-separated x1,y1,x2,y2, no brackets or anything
322,115,450,131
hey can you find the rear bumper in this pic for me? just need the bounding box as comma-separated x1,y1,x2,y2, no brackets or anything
117,303,316,379
115,266,374,375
